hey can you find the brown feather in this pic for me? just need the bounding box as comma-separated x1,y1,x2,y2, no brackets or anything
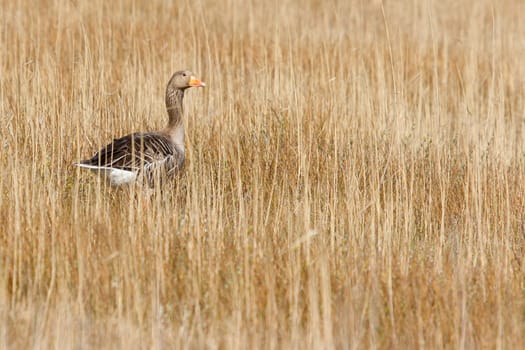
80,132,185,184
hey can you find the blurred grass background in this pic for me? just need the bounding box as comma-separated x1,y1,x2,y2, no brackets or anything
1,0,524,348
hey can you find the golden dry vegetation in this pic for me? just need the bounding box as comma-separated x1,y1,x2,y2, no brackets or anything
1,0,525,348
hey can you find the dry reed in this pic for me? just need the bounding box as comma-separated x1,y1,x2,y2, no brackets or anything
1,0,524,348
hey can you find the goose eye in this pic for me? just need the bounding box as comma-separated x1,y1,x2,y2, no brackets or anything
182,73,187,77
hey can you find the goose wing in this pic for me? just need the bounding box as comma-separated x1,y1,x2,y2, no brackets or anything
80,132,183,174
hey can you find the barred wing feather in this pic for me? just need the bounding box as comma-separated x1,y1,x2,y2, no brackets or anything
78,132,184,185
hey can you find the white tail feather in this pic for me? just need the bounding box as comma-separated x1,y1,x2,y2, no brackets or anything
74,163,138,186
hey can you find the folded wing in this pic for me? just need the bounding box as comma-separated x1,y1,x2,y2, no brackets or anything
78,132,184,185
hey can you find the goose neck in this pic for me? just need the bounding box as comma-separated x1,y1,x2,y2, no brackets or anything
166,88,185,128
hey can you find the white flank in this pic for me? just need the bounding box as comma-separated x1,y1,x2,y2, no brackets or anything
74,163,138,186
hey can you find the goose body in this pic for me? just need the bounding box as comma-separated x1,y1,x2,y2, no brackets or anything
75,70,205,186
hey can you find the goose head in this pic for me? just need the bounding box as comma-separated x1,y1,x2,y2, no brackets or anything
167,70,206,91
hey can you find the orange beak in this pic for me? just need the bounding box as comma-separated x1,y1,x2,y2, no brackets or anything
189,76,206,87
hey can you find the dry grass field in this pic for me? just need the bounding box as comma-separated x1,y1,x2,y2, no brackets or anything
1,0,525,348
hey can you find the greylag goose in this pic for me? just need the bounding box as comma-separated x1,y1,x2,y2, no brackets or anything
74,70,205,186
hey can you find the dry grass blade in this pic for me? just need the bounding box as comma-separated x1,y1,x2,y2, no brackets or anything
1,0,525,348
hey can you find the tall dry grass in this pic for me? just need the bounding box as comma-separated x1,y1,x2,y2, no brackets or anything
1,0,525,348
